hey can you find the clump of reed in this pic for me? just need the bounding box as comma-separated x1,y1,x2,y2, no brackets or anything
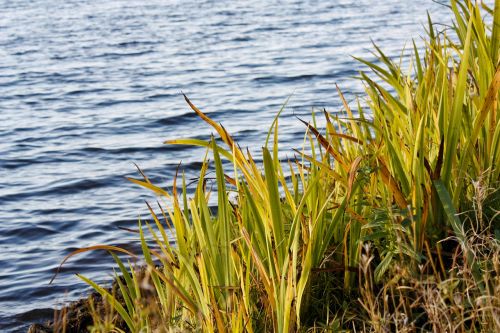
53,0,500,331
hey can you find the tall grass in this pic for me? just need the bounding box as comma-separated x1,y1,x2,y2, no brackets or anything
53,0,499,331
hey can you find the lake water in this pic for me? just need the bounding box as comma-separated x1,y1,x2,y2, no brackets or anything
0,0,451,331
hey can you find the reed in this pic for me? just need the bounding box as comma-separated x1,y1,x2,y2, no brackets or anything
53,0,500,331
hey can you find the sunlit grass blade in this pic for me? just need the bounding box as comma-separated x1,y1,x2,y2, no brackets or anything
78,274,136,332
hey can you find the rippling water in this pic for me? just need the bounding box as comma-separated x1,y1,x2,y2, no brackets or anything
0,0,451,331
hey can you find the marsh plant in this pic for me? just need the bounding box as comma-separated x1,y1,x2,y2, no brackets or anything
53,0,500,331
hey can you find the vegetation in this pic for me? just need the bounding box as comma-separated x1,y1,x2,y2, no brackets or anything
52,0,500,331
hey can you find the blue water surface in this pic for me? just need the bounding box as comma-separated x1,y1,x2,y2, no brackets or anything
0,0,451,331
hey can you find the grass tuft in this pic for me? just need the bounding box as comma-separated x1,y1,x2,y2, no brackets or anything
51,1,500,332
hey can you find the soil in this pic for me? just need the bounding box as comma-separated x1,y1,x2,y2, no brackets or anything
27,288,126,333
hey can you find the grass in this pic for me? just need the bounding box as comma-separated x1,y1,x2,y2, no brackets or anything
52,0,500,331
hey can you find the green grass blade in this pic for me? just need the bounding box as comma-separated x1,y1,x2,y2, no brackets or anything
78,274,136,332
263,147,285,264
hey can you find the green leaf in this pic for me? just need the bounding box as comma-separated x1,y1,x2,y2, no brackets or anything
263,147,285,264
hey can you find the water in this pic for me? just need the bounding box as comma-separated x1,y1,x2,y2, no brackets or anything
0,0,451,331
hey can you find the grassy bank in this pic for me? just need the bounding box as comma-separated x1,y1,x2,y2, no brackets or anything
52,0,500,331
